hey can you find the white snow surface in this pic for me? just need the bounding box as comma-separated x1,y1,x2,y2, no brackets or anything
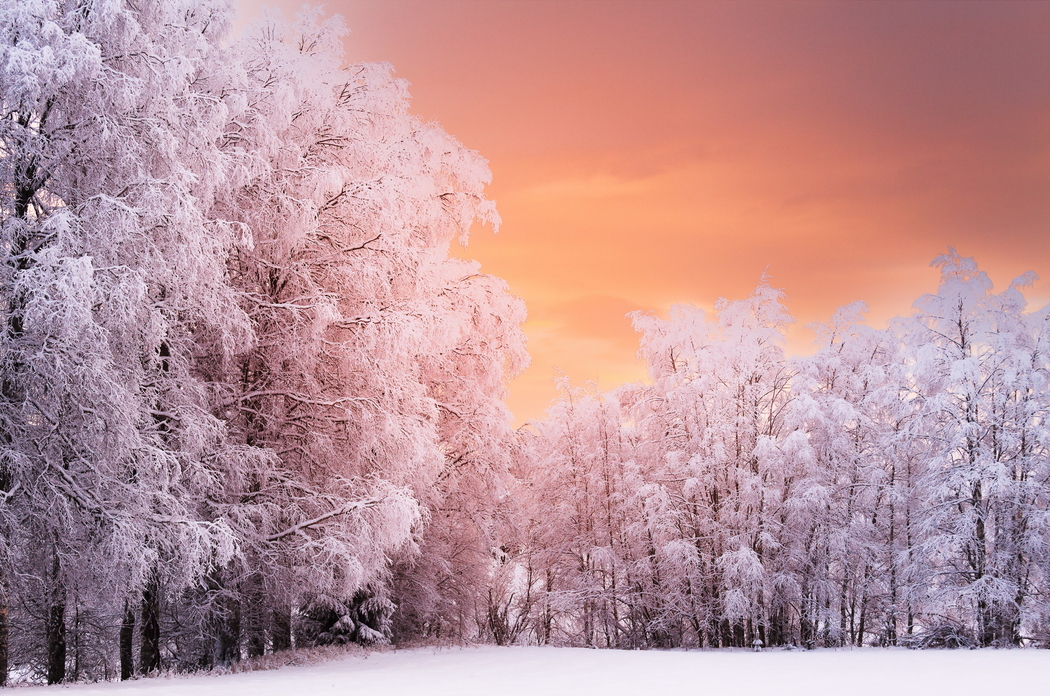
22,646,1049,695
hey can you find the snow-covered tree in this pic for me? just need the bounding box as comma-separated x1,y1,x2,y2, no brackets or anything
514,381,640,647
2,0,1046,677
630,282,800,647
519,259,1048,649
903,250,1050,645
792,303,917,646
203,6,526,655
0,0,262,682
520,281,807,649
390,260,528,641
0,0,526,680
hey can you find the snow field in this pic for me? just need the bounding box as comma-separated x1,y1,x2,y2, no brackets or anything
22,646,1050,696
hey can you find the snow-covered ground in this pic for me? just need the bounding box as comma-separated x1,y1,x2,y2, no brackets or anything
20,646,1049,695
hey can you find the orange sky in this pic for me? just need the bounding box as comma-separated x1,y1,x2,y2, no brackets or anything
236,0,1050,424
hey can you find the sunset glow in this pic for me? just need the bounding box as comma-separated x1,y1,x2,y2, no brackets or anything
237,0,1050,423
4,1,1050,677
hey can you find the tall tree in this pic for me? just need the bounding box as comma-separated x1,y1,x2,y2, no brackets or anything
905,250,1050,645
631,282,799,647
208,7,526,651
0,0,258,680
793,303,915,646
0,1,528,675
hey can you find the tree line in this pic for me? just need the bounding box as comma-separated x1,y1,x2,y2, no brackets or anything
506,257,1048,650
0,0,1047,687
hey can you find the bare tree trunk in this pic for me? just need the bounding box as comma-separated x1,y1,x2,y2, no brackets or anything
46,553,66,685
120,599,135,680
71,604,80,683
46,602,66,684
271,608,292,652
856,593,868,647
800,586,816,649
541,570,554,645
243,592,265,659
215,596,241,666
139,574,161,674
839,579,849,647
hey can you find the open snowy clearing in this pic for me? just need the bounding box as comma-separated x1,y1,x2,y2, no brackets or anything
17,646,1049,696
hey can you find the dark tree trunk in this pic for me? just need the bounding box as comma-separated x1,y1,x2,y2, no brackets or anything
732,621,745,648
243,595,265,659
977,598,993,647
120,599,135,680
856,597,867,647
979,601,1020,647
215,597,241,666
46,602,66,685
139,575,161,674
271,608,292,652
244,630,265,659
46,552,66,685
